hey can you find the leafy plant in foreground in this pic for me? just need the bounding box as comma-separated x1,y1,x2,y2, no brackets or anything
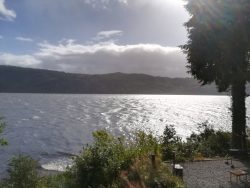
0,118,7,146
3,155,39,188
69,130,135,187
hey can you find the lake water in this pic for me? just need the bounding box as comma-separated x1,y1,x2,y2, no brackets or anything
0,94,248,175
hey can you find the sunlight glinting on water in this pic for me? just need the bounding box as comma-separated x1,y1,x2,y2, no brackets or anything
0,94,244,173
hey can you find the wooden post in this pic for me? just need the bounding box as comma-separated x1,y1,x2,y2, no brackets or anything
172,151,176,175
150,153,156,169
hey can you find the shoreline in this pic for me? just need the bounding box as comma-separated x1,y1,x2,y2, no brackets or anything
37,167,63,177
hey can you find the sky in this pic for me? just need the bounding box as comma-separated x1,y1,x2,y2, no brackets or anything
0,0,189,77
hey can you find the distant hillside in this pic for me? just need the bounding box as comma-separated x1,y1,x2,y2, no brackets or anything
0,65,223,95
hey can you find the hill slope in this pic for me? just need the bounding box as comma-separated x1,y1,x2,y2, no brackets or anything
0,65,222,94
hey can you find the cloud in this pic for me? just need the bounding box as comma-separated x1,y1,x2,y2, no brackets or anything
0,53,41,67
0,39,188,77
16,37,33,42
84,0,127,9
129,0,185,7
0,0,16,21
93,30,123,41
0,40,188,77
0,35,2,39
18,0,188,47
83,0,185,9
33,40,187,77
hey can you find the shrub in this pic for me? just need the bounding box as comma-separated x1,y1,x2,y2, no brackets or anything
133,131,161,157
162,122,231,161
68,130,178,188
3,155,39,188
0,118,7,146
129,157,184,188
187,122,231,157
162,125,181,160
0,130,184,188
69,130,136,187
37,174,75,188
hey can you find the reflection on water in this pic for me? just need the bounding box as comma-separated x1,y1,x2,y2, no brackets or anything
0,94,246,174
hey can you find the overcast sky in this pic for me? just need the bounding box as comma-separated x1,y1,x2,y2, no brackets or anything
0,0,189,77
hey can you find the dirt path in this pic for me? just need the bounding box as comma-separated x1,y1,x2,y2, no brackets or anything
182,159,250,188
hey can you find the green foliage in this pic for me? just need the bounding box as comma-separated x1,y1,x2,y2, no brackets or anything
162,122,231,161
37,174,74,188
0,130,184,188
182,0,250,88
130,157,184,188
187,122,231,157
133,131,161,157
182,0,250,150
68,130,176,188
162,125,181,160
0,118,7,146
2,155,39,188
69,130,135,187
0,155,74,188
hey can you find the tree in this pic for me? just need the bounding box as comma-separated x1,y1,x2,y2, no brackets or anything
0,118,7,146
5,155,39,188
182,0,250,150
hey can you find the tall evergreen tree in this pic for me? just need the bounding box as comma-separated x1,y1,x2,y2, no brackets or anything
182,0,250,150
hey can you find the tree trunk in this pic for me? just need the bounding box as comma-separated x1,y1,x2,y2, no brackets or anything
231,80,247,150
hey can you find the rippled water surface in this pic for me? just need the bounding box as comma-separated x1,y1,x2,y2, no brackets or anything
0,94,248,174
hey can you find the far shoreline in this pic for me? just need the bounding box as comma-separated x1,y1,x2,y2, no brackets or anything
0,92,228,96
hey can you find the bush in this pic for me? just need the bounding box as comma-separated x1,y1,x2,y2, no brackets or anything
0,118,7,146
68,130,179,188
69,130,136,187
162,123,231,161
187,122,231,157
129,157,184,188
133,131,161,157
2,155,39,188
37,174,75,188
0,155,75,188
162,125,181,161
0,130,184,188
